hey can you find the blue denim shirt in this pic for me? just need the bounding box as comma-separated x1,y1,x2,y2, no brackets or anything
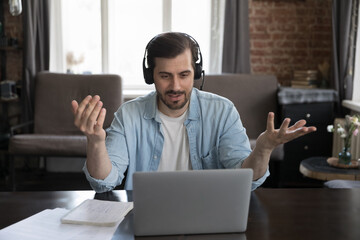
83,88,269,192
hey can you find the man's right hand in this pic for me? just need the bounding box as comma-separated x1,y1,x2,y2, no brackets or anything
71,95,107,143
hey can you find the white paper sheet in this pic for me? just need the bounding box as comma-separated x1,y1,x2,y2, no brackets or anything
0,208,121,240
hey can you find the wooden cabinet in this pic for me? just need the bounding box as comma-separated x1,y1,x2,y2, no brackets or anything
277,87,337,187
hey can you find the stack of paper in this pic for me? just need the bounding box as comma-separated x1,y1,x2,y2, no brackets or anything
0,199,133,240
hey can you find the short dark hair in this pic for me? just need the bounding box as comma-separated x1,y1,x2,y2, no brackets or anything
146,32,199,71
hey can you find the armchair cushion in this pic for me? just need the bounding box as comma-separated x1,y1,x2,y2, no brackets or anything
9,134,86,157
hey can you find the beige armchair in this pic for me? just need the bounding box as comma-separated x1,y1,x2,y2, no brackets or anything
194,74,283,187
194,73,283,160
8,71,123,190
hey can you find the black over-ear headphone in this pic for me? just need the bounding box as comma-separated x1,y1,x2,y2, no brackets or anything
142,32,203,85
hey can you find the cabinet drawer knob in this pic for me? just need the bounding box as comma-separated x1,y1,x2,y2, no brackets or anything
304,145,309,150
306,113,311,119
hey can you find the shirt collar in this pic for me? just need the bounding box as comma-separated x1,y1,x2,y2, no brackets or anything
187,88,200,121
143,91,158,121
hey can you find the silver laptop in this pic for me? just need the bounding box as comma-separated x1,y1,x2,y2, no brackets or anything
133,169,253,236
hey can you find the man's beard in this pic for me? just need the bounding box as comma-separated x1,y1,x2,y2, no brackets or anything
157,90,190,110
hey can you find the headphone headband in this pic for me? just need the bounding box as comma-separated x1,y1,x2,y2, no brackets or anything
143,32,203,85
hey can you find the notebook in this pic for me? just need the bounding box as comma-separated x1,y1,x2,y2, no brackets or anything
61,199,133,227
133,169,253,236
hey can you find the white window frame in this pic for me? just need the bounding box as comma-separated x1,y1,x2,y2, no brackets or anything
101,0,109,74
50,0,225,99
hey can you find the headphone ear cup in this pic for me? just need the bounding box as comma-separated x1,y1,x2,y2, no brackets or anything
144,68,154,84
143,57,154,84
194,63,202,80
193,42,203,80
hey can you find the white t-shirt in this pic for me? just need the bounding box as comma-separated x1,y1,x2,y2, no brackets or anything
157,110,192,171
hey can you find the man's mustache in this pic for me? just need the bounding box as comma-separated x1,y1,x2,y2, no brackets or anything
166,90,185,95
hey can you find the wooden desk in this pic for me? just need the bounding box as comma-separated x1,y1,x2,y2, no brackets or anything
300,157,360,181
1,189,360,239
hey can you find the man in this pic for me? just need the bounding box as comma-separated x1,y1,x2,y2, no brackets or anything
71,32,316,193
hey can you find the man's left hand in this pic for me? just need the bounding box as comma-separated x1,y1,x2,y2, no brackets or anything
256,112,317,151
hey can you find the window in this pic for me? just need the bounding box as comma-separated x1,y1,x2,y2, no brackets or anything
106,0,163,91
62,0,102,74
50,0,224,95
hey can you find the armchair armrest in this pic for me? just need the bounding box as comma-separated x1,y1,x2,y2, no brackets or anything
10,121,34,136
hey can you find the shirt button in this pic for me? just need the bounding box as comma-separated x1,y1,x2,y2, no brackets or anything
154,155,157,159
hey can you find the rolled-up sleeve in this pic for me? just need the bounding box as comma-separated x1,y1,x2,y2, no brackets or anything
251,167,270,191
83,162,119,193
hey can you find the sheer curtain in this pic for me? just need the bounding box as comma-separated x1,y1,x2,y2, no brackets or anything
49,0,64,72
209,0,226,74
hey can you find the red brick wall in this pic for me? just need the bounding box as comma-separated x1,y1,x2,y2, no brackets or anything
249,0,333,86
1,0,23,82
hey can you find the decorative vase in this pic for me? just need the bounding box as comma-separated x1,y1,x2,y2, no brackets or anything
338,147,351,165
